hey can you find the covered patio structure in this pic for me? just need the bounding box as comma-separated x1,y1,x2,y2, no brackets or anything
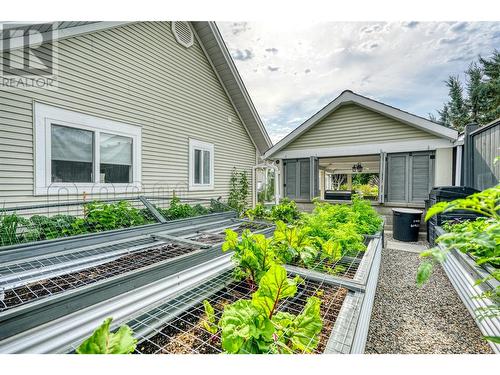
264,90,459,209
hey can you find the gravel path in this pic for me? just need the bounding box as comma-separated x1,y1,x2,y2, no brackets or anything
365,247,493,354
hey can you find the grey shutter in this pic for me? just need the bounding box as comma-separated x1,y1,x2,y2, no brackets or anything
299,159,310,199
411,153,431,201
284,160,297,199
387,154,407,202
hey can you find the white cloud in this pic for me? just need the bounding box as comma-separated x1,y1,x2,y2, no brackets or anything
218,21,500,143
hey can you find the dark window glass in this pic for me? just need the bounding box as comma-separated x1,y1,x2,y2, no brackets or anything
194,149,201,184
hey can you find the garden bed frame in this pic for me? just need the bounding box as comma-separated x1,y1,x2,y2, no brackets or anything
435,226,500,353
0,230,382,354
0,196,383,354
0,206,275,343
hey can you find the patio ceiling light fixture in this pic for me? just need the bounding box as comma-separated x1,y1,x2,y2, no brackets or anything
352,162,363,173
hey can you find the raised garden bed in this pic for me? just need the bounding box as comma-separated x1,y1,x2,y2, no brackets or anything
0,241,204,312
133,271,348,354
435,226,500,353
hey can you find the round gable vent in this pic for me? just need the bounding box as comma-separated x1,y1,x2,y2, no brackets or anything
171,21,194,48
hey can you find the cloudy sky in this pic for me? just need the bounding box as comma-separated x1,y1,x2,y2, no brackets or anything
218,21,500,144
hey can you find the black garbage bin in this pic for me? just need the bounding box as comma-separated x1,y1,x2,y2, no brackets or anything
393,208,423,242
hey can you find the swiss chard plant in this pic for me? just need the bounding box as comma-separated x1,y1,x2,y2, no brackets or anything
204,265,322,354
416,184,500,343
76,317,137,354
222,228,279,289
271,220,319,266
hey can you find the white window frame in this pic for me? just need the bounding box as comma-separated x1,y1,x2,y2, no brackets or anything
34,102,142,195
188,138,214,191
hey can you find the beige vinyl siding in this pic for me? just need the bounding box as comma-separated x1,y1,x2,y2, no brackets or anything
0,22,256,207
285,104,441,150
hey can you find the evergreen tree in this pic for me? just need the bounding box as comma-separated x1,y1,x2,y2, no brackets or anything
466,62,484,123
445,76,469,131
437,104,451,127
478,49,500,123
431,50,500,131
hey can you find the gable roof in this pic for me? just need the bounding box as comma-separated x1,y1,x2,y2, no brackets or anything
1,21,272,154
264,90,458,158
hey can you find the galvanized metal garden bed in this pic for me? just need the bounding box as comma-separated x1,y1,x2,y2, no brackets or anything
0,198,383,354
0,199,275,343
435,226,500,353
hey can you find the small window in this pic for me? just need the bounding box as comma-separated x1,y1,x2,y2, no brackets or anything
34,103,142,195
189,139,214,190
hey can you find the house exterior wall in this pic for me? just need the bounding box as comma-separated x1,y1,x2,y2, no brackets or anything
0,22,257,207
284,104,443,151
435,147,453,187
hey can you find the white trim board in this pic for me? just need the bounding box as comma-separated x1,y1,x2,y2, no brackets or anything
264,90,458,159
271,139,455,160
1,22,132,52
34,102,142,196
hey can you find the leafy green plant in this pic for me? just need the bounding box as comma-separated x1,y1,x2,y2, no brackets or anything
84,200,150,232
205,265,322,354
244,199,302,224
158,196,208,220
202,300,218,334
76,318,137,354
269,198,301,224
0,212,27,246
227,168,250,215
272,221,318,266
416,184,499,343
244,203,268,221
222,229,279,288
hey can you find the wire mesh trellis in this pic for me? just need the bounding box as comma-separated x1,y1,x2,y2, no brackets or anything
0,197,158,248
0,196,235,248
127,269,350,354
286,251,365,280
143,196,232,222
182,219,274,245
284,234,376,280
0,239,206,312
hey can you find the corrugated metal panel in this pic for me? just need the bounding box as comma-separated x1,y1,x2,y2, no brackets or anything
0,22,257,207
472,122,499,190
285,104,441,150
